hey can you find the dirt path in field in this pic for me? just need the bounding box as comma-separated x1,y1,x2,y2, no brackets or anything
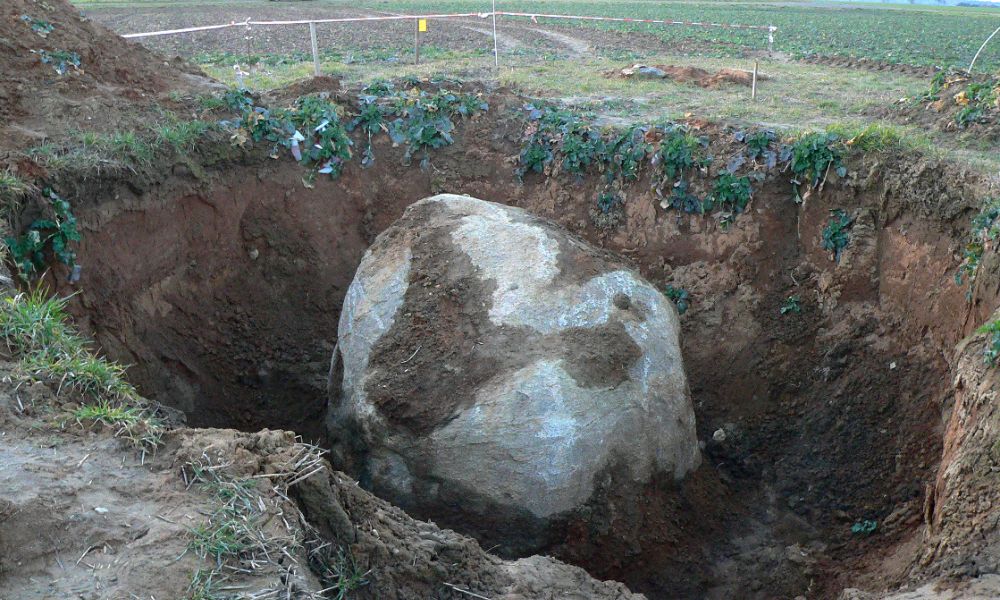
526,27,591,56
367,9,593,58
461,26,523,52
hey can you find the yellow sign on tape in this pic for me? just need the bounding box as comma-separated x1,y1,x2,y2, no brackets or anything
418,19,427,32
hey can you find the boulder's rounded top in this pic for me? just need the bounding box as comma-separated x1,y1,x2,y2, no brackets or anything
332,195,699,541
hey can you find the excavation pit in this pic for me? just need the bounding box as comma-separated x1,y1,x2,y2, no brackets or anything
38,94,990,599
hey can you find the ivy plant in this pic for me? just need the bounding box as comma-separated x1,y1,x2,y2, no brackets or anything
664,285,690,315
821,209,853,262
4,188,81,280
956,198,1000,287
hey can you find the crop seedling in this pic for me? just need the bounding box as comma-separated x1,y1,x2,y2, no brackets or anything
234,95,353,179
4,188,81,280
558,121,606,177
517,103,601,179
348,95,388,167
821,209,853,263
851,520,878,536
222,88,254,113
732,129,777,169
383,88,488,169
596,190,622,214
20,15,54,37
782,132,846,203
710,172,753,215
663,180,708,214
605,126,652,182
780,295,802,315
664,285,690,315
33,49,81,75
653,125,705,182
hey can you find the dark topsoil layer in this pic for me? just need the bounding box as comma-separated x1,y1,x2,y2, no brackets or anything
7,74,992,599
0,0,216,151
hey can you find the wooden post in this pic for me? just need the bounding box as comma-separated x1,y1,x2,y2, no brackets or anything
751,61,758,100
414,18,421,65
309,22,320,76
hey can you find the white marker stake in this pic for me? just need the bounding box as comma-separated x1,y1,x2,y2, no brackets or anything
309,22,320,76
492,0,500,68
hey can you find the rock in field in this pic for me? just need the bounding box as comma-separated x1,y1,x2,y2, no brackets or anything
330,194,700,554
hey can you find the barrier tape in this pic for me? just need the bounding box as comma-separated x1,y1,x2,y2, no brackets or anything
122,11,775,39
122,13,491,38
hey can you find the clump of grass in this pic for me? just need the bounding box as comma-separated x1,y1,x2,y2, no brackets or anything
184,449,366,599
196,94,227,112
186,569,223,600
828,123,904,153
78,131,156,167
0,289,161,449
186,463,280,565
155,120,214,153
0,170,33,209
312,547,370,600
29,350,136,401
0,288,77,356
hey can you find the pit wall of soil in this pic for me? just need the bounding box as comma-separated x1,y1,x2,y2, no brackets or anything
44,97,993,598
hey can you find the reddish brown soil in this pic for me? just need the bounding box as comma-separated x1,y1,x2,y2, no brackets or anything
22,83,986,598
800,54,939,78
0,0,216,151
613,64,766,88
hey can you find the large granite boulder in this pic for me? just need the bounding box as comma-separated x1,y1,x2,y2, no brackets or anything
329,194,700,554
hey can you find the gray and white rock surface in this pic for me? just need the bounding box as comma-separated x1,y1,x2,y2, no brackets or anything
330,194,700,551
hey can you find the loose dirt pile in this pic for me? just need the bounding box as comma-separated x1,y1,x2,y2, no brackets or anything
0,0,216,151
0,371,645,599
870,71,1000,141
612,63,767,88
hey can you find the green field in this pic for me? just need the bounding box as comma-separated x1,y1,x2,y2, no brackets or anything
75,0,1000,72
355,0,1000,70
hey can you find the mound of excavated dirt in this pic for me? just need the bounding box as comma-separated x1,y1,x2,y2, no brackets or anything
0,0,217,151
614,64,767,88
0,365,644,599
876,72,1000,141
331,194,700,556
